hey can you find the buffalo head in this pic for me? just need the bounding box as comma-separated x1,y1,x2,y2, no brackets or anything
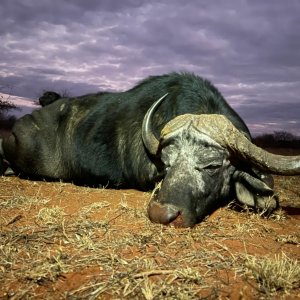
142,94,300,227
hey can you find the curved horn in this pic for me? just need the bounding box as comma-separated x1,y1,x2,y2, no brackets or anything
142,93,169,155
161,114,300,175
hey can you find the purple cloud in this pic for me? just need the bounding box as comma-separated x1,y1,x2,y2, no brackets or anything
0,0,299,135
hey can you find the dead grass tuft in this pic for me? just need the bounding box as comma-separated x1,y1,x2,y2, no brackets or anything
275,234,300,245
269,208,288,222
36,206,66,224
243,253,300,294
79,201,110,217
0,193,50,209
24,250,70,284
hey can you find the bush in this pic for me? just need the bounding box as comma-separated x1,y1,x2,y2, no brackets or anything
0,94,18,130
253,131,300,148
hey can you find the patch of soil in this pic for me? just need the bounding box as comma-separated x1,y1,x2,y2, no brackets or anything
0,175,299,299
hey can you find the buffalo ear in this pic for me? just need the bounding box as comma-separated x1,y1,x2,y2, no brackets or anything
251,169,274,189
234,171,278,214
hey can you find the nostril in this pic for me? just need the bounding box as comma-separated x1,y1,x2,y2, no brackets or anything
147,201,180,225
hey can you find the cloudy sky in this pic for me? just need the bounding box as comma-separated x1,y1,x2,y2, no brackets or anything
1,0,300,135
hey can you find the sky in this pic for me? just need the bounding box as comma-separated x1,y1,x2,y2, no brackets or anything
0,0,300,136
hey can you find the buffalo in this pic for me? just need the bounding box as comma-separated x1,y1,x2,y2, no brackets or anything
1,72,299,227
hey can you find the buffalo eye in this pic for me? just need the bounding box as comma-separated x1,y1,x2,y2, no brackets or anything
195,162,222,174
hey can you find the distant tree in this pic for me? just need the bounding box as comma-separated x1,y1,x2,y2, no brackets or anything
0,93,16,114
273,131,296,142
0,91,18,130
254,131,300,148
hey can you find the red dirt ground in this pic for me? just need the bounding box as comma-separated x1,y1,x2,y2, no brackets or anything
0,172,299,299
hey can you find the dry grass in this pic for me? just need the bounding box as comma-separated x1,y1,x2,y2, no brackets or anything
0,174,299,299
243,253,300,294
0,192,50,209
36,207,66,224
